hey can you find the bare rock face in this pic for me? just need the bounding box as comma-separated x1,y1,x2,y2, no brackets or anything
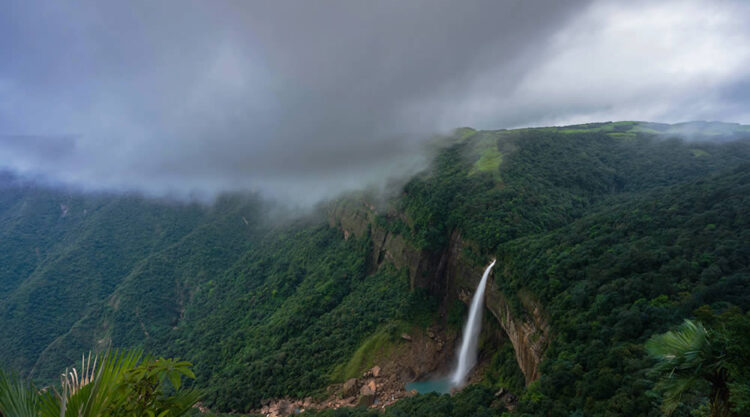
485,289,549,383
326,199,444,293
442,230,550,384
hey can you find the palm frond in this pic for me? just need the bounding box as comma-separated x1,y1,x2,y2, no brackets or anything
4,348,198,417
0,368,41,417
646,319,709,361
161,389,202,417
40,348,144,417
654,374,705,415
59,352,98,398
646,319,718,415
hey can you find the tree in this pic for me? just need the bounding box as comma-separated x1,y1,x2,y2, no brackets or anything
646,320,730,417
0,349,200,417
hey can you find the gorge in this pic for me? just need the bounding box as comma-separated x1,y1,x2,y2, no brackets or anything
0,122,748,417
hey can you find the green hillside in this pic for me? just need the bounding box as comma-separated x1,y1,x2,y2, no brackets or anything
0,121,749,416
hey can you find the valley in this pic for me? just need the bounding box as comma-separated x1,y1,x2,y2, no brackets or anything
0,121,748,417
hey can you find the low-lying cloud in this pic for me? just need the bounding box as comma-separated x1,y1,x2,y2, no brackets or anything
1,0,749,204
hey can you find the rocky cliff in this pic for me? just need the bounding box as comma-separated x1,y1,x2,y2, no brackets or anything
327,198,550,385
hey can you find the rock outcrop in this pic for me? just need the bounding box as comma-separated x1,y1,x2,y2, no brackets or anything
485,290,548,383
328,199,551,384
439,230,550,384
253,326,456,416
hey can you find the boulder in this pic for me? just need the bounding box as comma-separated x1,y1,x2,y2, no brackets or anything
371,365,381,377
342,378,358,397
360,380,375,396
401,333,412,341
276,400,290,416
358,394,375,407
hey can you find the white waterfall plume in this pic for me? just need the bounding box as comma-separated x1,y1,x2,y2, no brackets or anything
451,259,496,387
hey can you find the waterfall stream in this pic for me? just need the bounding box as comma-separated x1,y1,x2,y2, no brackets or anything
404,259,497,394
450,259,496,387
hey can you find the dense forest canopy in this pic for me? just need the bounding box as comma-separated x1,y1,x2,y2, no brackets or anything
0,121,748,416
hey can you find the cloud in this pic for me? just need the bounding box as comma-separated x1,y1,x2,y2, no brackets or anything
417,0,750,129
0,0,748,204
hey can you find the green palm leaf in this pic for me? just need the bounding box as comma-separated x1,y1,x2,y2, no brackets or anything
2,349,199,417
0,369,42,417
646,319,731,416
39,349,143,417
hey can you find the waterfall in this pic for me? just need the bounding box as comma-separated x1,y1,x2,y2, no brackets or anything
451,259,496,387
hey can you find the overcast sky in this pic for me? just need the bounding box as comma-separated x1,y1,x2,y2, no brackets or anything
1,0,749,204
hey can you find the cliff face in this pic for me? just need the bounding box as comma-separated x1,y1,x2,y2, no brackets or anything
484,289,548,383
327,200,445,293
328,199,550,384
440,229,549,385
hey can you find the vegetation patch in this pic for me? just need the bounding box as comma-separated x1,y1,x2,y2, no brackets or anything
481,343,526,394
465,132,503,179
469,147,503,177
329,322,407,382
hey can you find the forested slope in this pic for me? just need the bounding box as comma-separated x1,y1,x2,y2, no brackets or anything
0,121,748,416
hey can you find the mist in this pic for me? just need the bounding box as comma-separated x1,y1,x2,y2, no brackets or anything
1,0,749,205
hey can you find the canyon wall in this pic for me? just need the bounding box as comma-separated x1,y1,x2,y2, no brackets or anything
328,199,549,384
